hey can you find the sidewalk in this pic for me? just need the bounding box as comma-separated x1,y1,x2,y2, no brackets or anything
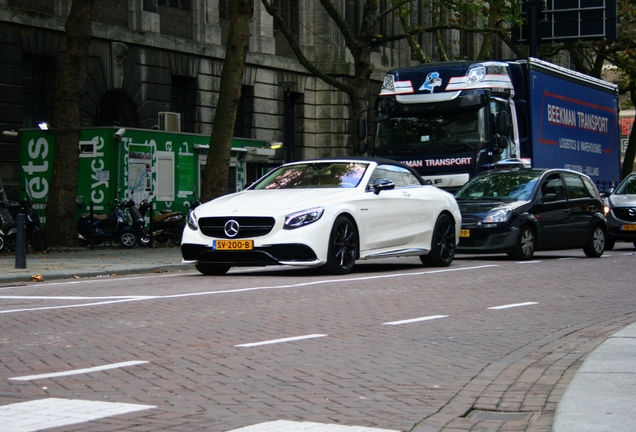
1,245,635,431
0,244,193,284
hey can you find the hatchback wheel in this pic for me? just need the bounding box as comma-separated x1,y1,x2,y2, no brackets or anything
511,225,535,260
584,224,605,257
195,263,231,275
323,215,357,275
420,213,455,267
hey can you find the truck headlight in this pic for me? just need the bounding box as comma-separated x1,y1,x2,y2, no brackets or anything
284,207,324,229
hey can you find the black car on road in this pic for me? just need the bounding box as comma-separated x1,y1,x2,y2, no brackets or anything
603,172,636,250
455,168,606,260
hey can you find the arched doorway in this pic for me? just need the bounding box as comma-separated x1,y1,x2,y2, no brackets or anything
96,89,139,127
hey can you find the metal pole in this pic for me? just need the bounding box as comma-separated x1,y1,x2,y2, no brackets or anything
15,213,26,269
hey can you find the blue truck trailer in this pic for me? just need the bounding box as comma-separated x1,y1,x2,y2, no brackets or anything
372,57,620,192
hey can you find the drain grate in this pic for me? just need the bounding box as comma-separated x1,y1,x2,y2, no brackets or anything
464,409,538,422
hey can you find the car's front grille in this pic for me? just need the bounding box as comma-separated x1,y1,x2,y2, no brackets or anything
198,216,276,239
461,217,482,226
611,208,636,223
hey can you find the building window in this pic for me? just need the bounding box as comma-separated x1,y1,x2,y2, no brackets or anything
234,85,254,138
158,0,190,10
273,0,299,36
171,76,197,133
22,55,55,129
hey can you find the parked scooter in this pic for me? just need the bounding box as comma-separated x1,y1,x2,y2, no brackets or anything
7,192,49,252
0,178,17,253
77,198,138,248
123,197,149,246
136,196,186,246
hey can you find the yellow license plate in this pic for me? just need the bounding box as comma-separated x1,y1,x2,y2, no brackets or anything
620,224,636,231
459,229,470,238
213,240,253,250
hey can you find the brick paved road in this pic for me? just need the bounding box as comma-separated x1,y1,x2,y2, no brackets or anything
0,245,634,431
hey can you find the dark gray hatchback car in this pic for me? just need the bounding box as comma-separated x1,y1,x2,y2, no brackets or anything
455,168,607,260
603,172,636,250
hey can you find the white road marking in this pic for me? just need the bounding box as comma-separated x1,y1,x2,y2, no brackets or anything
0,265,499,315
383,315,449,326
228,420,399,431
235,334,327,348
516,260,542,264
0,398,155,432
9,360,149,381
488,302,538,310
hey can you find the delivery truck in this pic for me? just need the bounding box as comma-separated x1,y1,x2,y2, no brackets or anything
371,57,620,192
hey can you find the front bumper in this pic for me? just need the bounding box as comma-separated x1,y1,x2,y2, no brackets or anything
606,209,636,242
181,243,321,267
456,224,519,254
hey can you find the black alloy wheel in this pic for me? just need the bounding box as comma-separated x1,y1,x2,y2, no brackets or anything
195,263,231,275
420,213,455,267
511,224,535,260
323,215,358,275
584,224,606,258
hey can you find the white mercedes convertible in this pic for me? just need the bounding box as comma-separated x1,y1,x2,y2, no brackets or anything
182,158,461,275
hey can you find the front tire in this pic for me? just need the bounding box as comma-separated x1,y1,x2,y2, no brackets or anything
195,263,230,275
29,231,49,252
119,231,137,248
323,215,357,275
511,225,535,260
583,224,605,258
420,213,455,267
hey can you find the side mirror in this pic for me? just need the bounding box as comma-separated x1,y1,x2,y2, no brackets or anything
357,117,367,141
497,135,508,149
372,178,395,195
496,111,509,134
357,117,368,155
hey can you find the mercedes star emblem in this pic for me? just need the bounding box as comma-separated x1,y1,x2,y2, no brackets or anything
224,219,240,238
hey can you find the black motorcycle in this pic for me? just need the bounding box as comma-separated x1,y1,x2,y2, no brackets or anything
136,197,187,247
7,194,49,252
77,198,138,248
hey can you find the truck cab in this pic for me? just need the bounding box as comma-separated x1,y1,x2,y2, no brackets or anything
374,61,520,192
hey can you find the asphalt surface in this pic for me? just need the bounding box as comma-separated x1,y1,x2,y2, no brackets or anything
0,244,634,431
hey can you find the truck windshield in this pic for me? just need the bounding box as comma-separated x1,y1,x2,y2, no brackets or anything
374,106,488,156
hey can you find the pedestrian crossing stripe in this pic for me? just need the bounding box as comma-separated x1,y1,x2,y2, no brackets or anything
228,419,400,431
0,398,156,432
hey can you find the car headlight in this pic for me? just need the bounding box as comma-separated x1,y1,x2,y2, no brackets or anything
284,207,325,229
603,205,611,216
187,210,198,230
481,208,512,224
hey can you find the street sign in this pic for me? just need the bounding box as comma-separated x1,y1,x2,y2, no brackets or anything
512,0,617,45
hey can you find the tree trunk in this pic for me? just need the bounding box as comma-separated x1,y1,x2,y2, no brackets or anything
200,0,254,203
46,0,94,247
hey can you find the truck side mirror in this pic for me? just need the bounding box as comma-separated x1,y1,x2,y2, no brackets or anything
357,117,368,154
497,135,509,149
496,111,509,135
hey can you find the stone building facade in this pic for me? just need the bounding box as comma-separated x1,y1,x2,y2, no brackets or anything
0,0,435,199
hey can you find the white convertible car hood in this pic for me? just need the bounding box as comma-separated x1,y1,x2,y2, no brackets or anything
195,189,358,216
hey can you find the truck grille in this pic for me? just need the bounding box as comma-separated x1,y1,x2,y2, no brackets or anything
198,216,276,239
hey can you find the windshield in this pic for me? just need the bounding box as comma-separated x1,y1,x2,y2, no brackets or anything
252,162,369,190
455,171,542,201
615,174,636,194
374,106,488,156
